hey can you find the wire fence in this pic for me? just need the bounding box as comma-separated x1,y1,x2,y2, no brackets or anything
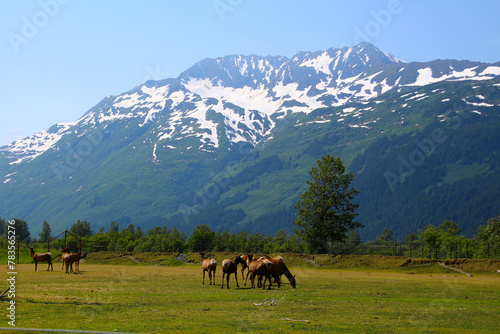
333,240,500,260
1,233,498,261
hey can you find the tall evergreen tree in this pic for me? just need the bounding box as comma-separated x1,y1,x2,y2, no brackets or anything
38,221,52,241
294,154,361,253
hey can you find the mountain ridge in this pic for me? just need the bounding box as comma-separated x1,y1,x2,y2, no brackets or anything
1,42,499,239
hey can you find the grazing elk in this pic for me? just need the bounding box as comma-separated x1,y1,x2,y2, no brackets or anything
61,246,71,270
28,246,53,271
248,258,274,289
264,257,296,289
66,247,82,274
199,252,217,285
239,254,253,282
221,256,245,289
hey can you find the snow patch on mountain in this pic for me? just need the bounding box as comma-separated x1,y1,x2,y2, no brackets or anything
1,122,76,164
300,51,334,75
407,66,500,86
2,43,498,165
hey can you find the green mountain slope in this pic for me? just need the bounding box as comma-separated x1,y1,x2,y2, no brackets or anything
0,44,499,240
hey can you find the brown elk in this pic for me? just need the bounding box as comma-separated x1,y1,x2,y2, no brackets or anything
66,247,82,274
263,257,296,289
221,256,245,289
28,246,53,271
239,254,253,282
248,258,274,289
199,252,217,285
244,256,270,287
61,246,71,270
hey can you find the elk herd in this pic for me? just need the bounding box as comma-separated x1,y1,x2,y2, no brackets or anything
28,245,83,274
200,252,296,290
27,246,297,289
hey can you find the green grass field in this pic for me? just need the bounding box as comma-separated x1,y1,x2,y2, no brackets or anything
1,253,499,333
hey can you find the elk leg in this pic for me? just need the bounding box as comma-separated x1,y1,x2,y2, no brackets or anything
244,270,250,286
266,274,272,289
234,272,239,288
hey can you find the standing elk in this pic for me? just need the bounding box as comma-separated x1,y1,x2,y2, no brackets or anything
240,254,253,282
28,245,53,271
66,247,82,274
248,257,274,289
61,246,71,270
199,252,217,285
221,256,245,289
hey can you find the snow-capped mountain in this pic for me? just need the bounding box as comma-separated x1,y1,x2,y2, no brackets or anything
2,42,498,166
1,42,499,238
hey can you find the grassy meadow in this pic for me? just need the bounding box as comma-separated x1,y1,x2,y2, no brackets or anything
1,252,499,333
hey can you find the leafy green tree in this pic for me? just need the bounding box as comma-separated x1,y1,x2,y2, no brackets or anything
122,223,135,235
345,230,362,249
38,221,52,241
375,228,394,244
438,220,461,258
421,225,441,259
478,215,500,258
294,154,361,253
0,218,5,238
109,221,119,233
187,224,215,252
478,216,500,242
404,232,418,246
439,220,461,236
69,220,93,238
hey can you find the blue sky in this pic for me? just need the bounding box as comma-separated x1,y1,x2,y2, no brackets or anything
1,0,499,146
